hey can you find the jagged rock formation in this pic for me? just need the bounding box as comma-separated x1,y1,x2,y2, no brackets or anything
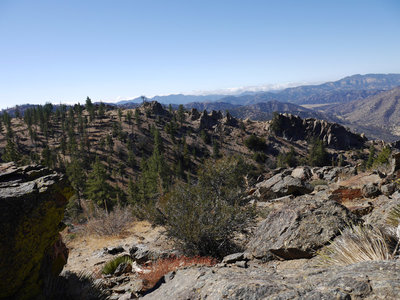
199,110,224,130
270,113,367,149
0,163,72,300
143,260,400,299
142,101,170,116
246,195,359,260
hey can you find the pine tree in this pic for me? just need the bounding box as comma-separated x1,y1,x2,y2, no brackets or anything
135,109,141,126
86,97,95,122
2,139,21,163
308,138,329,167
85,157,114,212
177,104,185,126
366,145,376,169
66,157,86,208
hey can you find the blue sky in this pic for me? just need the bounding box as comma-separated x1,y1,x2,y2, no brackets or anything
0,0,399,109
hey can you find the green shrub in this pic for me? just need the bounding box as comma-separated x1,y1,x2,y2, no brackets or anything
277,146,297,167
244,134,267,152
252,152,268,163
102,255,133,275
164,156,255,258
373,146,391,167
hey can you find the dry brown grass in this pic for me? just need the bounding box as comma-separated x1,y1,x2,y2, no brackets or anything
318,225,393,266
140,256,217,291
387,204,400,227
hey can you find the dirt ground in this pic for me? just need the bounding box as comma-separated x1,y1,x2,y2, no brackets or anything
62,221,174,276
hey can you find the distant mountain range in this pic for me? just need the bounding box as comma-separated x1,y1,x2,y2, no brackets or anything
117,73,400,106
3,73,400,142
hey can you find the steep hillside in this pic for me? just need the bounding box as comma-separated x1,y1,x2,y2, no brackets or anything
0,101,369,195
325,87,400,141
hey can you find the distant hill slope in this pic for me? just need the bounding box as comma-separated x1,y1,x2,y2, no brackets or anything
184,100,330,122
216,74,400,105
324,87,400,141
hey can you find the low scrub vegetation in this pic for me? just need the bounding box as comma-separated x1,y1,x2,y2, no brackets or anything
140,256,217,291
84,205,133,236
244,134,267,152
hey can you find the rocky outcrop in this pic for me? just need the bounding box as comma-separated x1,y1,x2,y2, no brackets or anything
142,101,170,117
0,163,72,299
189,108,200,120
246,195,359,260
199,110,223,130
270,113,367,149
143,260,400,299
254,172,313,201
223,111,238,127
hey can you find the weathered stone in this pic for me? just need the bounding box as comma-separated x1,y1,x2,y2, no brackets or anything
255,173,313,201
223,111,238,127
291,166,312,181
142,101,170,117
114,262,132,276
129,244,171,264
391,152,400,174
380,183,396,196
142,261,400,300
246,196,359,260
199,110,223,130
363,194,400,228
107,246,125,255
222,252,250,264
0,163,73,299
362,183,381,198
269,113,367,150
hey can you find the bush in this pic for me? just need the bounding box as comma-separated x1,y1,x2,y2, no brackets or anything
277,146,297,167
373,146,391,167
253,152,268,164
164,156,255,258
140,256,216,291
318,225,394,266
102,255,133,275
244,134,267,152
84,205,133,236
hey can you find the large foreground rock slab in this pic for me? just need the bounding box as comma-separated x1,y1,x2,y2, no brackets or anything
246,196,359,260
0,163,72,299
143,260,400,300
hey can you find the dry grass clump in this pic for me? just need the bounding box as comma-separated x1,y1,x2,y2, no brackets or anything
43,270,108,300
387,203,400,227
318,225,393,266
140,256,217,291
84,205,133,236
